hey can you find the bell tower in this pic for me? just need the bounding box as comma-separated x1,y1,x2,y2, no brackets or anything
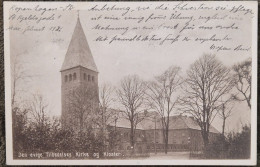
60,16,99,130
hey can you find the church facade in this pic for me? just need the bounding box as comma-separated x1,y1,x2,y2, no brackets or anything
60,17,220,153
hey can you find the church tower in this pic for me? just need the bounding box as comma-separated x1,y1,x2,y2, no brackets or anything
60,16,99,130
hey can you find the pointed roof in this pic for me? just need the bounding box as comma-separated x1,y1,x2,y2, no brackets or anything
61,17,98,72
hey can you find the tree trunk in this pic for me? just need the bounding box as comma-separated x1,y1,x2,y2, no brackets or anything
162,124,169,154
202,132,209,148
164,123,169,154
165,130,168,154
222,118,226,136
130,120,135,154
161,119,167,154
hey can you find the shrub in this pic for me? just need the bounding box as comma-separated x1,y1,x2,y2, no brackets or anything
204,125,251,159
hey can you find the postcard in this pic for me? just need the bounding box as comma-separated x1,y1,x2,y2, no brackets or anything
4,1,257,165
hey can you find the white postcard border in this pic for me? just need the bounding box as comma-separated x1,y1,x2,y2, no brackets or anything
4,1,258,165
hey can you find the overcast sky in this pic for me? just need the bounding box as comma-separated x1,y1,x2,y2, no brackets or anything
8,2,255,132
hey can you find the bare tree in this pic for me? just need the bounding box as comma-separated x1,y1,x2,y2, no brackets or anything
233,58,251,109
66,85,99,133
117,75,147,151
99,83,116,129
179,54,234,148
28,93,49,128
11,52,32,107
217,97,235,136
98,83,117,150
145,66,182,154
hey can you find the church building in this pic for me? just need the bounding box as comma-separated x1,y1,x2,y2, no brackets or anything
60,17,220,153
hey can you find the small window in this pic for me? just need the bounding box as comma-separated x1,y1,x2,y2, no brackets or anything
127,146,131,150
65,75,68,82
73,73,76,80
92,76,94,82
69,74,72,81
88,75,90,81
84,73,86,80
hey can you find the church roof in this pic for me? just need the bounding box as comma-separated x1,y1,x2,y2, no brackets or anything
144,115,219,133
108,111,219,134
61,17,98,72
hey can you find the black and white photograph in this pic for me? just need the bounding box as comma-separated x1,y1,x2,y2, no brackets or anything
4,1,257,165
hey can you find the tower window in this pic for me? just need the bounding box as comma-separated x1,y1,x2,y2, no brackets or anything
84,73,86,80
69,74,72,81
88,75,90,81
65,75,68,82
73,73,76,80
92,76,94,82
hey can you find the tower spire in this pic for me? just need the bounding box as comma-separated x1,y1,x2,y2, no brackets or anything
61,15,98,72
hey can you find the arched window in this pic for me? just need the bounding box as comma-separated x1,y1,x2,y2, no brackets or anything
73,73,76,80
88,75,90,81
84,73,86,80
69,74,72,81
65,75,68,82
92,76,94,82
